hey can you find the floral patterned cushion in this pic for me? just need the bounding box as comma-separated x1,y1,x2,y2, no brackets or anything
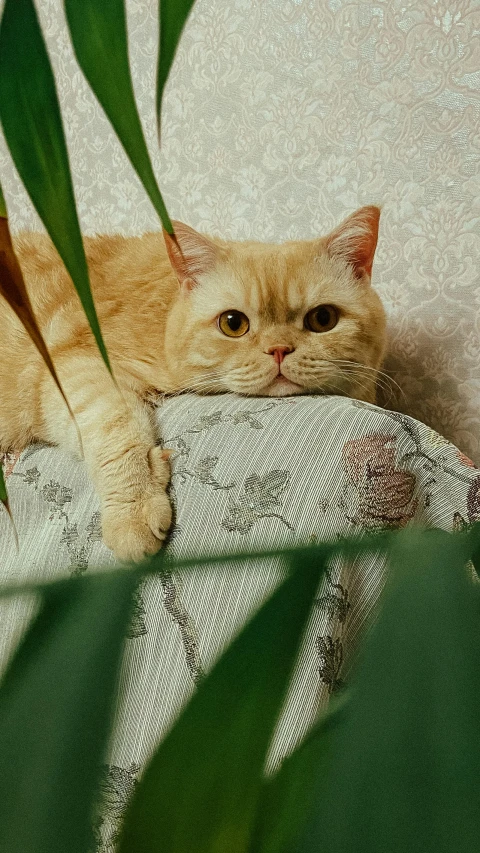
1,393,478,851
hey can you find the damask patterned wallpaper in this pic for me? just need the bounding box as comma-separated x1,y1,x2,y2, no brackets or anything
0,0,479,460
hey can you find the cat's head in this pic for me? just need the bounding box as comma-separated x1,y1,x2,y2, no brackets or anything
163,205,387,403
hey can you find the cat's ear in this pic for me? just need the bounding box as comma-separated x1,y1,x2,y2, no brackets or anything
326,205,380,280
163,221,218,290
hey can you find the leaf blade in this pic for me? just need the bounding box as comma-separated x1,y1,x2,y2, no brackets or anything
0,0,111,373
301,528,480,853
0,460,6,504
157,0,196,131
119,551,329,853
0,454,18,549
0,185,83,454
0,570,138,853
64,0,173,232
250,694,348,853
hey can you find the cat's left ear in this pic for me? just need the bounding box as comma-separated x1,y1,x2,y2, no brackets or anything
163,221,219,290
326,205,380,281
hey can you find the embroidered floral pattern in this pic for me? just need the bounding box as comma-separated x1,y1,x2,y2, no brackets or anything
342,434,418,529
315,568,351,625
127,582,148,639
11,466,40,489
92,763,139,853
222,470,294,534
1,451,21,477
160,566,204,684
467,475,480,523
316,636,344,694
457,450,477,469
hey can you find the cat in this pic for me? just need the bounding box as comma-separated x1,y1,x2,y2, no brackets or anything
0,205,386,561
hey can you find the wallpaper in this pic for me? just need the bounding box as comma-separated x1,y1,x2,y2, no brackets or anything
0,0,479,461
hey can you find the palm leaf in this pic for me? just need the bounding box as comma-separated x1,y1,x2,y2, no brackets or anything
300,528,480,853
119,550,329,853
0,0,111,374
250,695,348,853
0,457,13,536
0,183,82,454
0,570,138,853
157,0,196,133
64,0,173,232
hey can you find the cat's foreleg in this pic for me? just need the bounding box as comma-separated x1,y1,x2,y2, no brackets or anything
39,354,172,562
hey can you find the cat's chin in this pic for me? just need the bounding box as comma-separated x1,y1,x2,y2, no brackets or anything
261,377,304,397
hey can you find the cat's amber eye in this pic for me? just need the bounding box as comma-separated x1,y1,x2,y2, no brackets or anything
218,310,250,337
304,304,339,333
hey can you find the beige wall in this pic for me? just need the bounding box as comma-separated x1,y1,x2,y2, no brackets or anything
1,0,479,460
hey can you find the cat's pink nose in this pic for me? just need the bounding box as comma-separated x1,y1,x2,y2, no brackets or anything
266,345,294,365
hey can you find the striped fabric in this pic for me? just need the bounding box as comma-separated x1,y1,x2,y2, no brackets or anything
1,394,478,851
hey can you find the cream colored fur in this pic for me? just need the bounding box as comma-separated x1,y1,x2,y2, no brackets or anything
0,206,386,561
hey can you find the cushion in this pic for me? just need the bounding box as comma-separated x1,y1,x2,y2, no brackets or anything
1,394,478,849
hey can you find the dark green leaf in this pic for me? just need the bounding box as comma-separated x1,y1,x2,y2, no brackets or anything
301,528,480,853
0,457,7,503
0,182,82,453
471,521,480,579
0,570,138,853
157,0,196,131
64,0,173,232
0,0,111,373
119,551,329,853
0,456,17,547
250,694,348,853
0,182,6,217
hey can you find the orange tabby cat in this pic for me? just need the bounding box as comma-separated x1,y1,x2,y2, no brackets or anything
0,205,386,561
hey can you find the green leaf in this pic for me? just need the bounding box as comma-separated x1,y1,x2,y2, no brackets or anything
250,694,348,853
301,528,480,853
0,456,17,547
0,182,83,453
0,0,111,374
0,570,139,853
64,0,173,232
119,550,329,853
0,458,7,504
157,0,196,130
0,182,6,217
471,521,480,579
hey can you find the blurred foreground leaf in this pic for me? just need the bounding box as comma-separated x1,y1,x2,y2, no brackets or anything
119,551,329,853
64,0,173,232
0,183,81,453
0,451,17,548
157,0,196,132
0,455,9,514
0,459,6,503
250,694,348,853
300,529,480,853
0,0,111,374
0,571,138,853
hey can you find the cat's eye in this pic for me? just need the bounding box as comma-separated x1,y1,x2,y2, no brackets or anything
304,304,339,333
218,310,250,337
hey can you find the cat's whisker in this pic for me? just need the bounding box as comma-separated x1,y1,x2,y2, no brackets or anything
305,362,377,400
335,364,388,399
324,359,405,401
295,356,404,403
164,371,231,398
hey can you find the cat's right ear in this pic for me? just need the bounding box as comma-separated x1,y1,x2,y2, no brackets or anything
163,222,218,290
326,205,381,281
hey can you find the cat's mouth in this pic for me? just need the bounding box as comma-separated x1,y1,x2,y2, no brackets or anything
263,374,304,397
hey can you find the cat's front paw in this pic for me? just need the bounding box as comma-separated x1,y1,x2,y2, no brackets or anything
101,446,173,563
